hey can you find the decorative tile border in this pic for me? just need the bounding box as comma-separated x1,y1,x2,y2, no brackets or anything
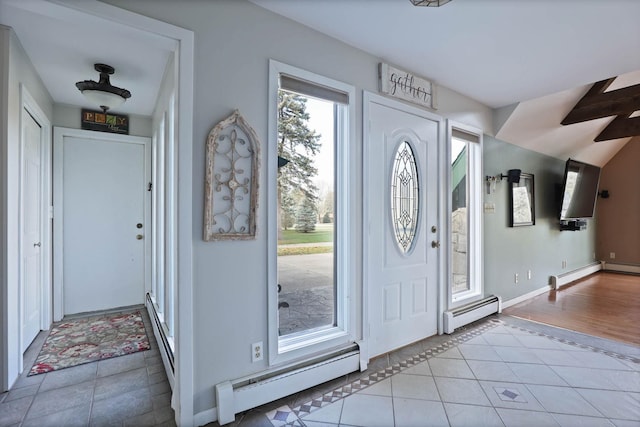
497,320,640,365
266,405,299,427
288,320,499,422
276,316,639,426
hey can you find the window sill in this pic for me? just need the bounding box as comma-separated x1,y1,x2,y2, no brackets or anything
272,327,352,366
450,291,483,309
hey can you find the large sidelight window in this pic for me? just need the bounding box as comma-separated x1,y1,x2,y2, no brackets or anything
448,123,483,306
150,93,177,350
268,61,356,364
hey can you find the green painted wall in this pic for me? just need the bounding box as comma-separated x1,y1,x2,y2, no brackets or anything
483,135,597,303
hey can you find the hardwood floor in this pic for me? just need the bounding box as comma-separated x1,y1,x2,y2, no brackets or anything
503,271,640,346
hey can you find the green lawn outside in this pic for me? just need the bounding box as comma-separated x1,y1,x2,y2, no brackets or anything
278,223,334,245
277,246,333,256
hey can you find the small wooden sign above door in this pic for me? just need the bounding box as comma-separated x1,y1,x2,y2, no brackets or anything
379,63,437,110
81,109,129,134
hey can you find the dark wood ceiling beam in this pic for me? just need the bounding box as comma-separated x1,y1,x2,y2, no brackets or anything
595,115,640,142
562,78,640,125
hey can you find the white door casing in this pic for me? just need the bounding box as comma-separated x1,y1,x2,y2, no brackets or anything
53,128,151,318
21,109,43,351
365,94,441,359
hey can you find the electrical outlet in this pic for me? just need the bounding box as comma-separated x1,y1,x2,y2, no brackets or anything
514,273,519,284
252,341,263,362
610,252,616,259
527,270,532,280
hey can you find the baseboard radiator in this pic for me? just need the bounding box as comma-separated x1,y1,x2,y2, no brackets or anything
602,262,640,275
215,346,360,425
443,295,502,334
145,293,175,386
550,261,602,290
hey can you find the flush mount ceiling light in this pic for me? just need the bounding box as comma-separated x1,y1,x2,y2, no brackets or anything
410,0,452,6
76,63,131,113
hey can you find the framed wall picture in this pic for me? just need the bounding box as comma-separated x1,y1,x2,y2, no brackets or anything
509,173,535,227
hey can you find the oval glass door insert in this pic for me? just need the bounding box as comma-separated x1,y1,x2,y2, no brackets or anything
391,140,419,253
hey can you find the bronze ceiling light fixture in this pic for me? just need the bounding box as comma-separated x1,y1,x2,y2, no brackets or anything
410,0,452,6
76,63,131,113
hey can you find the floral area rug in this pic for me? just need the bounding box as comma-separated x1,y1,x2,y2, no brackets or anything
29,310,150,376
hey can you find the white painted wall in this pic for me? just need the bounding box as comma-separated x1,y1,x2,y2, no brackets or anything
52,104,152,137
100,0,494,416
0,24,53,390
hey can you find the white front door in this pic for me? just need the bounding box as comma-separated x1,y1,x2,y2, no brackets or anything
366,95,440,358
21,110,43,351
53,128,151,317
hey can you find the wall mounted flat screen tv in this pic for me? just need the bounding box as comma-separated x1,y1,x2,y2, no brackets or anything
559,158,601,220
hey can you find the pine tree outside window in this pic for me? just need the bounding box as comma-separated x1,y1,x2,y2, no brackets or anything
276,88,336,337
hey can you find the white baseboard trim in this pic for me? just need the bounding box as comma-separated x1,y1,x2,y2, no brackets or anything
550,261,602,289
194,407,217,427
603,262,640,274
502,285,551,310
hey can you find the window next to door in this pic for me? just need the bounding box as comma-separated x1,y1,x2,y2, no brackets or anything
448,124,483,307
150,93,177,353
267,60,357,365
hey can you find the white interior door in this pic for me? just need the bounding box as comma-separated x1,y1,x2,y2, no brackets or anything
21,110,43,351
366,95,440,358
54,128,151,317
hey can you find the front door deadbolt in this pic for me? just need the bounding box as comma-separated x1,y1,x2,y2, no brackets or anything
136,223,143,229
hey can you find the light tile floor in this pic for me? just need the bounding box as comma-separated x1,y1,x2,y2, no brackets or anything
0,307,175,427
5,312,638,427
215,316,640,427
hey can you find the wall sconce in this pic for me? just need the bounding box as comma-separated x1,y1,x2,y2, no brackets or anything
76,63,131,113
501,169,522,184
485,169,522,194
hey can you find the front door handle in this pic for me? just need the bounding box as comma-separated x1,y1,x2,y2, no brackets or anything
431,240,440,248
136,234,144,240
33,242,41,247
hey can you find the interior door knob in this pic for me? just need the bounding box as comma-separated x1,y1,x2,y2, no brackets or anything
33,242,41,247
431,240,440,248
136,234,143,240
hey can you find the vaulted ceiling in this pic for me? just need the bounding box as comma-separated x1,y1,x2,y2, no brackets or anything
1,0,639,166
251,0,640,166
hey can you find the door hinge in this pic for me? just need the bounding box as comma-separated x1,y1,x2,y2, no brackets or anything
147,182,153,192
48,206,54,219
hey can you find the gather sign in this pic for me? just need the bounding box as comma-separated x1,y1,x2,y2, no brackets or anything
379,63,437,110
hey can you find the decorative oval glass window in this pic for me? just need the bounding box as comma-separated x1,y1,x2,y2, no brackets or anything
391,141,420,253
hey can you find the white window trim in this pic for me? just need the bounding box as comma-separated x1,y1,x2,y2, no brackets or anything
267,60,357,366
446,120,484,308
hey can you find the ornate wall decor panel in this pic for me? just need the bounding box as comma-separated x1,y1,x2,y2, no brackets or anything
391,140,420,253
204,110,260,241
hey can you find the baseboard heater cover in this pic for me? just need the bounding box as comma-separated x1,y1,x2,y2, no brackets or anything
443,295,502,334
603,262,640,275
145,293,174,374
550,261,602,289
215,348,360,425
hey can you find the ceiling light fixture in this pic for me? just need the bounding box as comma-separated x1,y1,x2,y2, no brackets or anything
76,63,131,113
410,0,452,6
